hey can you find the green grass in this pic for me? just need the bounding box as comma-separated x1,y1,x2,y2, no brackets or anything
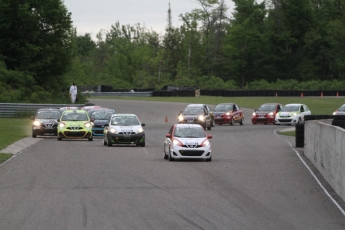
0,118,31,150
278,131,296,137
0,153,12,164
90,96,342,115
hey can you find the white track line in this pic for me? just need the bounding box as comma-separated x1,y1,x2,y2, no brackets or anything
274,129,345,216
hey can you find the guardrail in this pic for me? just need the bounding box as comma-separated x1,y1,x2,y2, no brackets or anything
0,103,85,118
82,91,153,97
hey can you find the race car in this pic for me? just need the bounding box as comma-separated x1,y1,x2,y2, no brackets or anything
213,103,244,125
57,109,93,141
252,103,284,125
31,108,61,137
178,106,212,130
103,114,145,147
163,123,212,161
89,109,116,136
275,103,311,125
333,104,345,115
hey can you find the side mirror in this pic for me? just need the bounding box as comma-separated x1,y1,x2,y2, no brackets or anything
104,124,109,127
166,134,171,138
207,134,212,139
57,119,60,122
141,123,146,126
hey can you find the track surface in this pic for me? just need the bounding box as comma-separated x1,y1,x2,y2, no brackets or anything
0,99,344,230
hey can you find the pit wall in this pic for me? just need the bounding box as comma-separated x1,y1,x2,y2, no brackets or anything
304,120,345,201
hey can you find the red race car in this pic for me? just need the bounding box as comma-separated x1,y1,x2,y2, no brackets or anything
213,103,244,125
252,103,284,125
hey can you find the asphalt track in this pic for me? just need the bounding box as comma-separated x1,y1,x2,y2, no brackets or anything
0,99,345,230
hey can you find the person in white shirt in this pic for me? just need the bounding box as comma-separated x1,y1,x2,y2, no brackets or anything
69,82,77,103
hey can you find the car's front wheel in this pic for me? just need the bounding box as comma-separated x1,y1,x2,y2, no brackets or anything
168,148,174,161
57,136,62,141
240,117,244,125
107,137,112,147
206,156,212,162
230,118,234,125
103,139,107,146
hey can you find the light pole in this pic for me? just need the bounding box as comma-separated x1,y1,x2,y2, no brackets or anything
158,60,162,83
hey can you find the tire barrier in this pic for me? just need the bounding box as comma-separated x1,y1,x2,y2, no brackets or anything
332,115,345,129
295,124,305,148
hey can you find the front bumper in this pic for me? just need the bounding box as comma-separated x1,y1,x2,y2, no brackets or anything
32,127,57,136
170,145,212,160
92,127,105,136
275,116,300,125
58,128,92,139
107,132,145,145
252,116,275,124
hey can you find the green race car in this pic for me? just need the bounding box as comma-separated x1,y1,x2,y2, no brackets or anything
57,110,93,141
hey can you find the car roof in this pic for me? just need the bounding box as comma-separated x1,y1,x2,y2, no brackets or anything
37,108,60,111
186,104,207,107
285,103,304,106
111,113,138,117
216,103,234,105
62,109,87,114
175,123,203,128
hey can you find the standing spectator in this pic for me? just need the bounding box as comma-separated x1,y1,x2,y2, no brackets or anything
69,82,77,103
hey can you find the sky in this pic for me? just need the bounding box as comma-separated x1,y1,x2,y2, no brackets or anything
63,0,236,40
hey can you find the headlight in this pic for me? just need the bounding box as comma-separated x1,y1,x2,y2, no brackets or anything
109,128,117,133
33,121,41,127
137,127,144,133
178,115,184,122
292,113,298,116
268,112,273,116
201,139,210,146
333,111,337,115
198,115,205,121
173,139,183,146
225,112,230,116
84,122,91,128
59,122,66,128
252,112,256,116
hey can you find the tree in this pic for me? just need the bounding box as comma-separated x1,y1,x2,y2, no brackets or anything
0,0,73,90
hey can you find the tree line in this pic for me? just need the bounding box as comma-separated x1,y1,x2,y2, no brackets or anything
1,0,345,103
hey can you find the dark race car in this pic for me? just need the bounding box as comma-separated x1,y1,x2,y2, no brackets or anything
178,107,212,130
89,109,116,136
213,103,244,125
252,103,284,125
103,114,145,147
31,108,61,137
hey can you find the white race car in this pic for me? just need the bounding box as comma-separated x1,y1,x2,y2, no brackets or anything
275,103,311,125
163,123,212,161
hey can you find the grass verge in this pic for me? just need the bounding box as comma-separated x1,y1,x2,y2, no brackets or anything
0,153,12,164
89,96,342,115
278,131,296,137
0,118,31,156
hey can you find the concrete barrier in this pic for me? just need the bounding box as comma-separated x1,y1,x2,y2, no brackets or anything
304,120,345,201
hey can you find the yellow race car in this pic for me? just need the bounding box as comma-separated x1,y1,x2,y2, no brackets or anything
57,110,93,141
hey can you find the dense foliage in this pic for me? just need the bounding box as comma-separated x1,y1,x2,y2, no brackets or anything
1,0,345,103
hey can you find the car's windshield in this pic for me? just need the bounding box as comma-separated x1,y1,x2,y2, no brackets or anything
91,111,114,120
183,108,203,115
257,104,276,111
338,105,345,111
214,104,233,112
36,111,61,119
174,127,206,138
282,106,299,112
61,113,88,121
111,116,140,126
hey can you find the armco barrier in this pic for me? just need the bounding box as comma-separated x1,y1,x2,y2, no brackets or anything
0,103,85,118
304,120,345,202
